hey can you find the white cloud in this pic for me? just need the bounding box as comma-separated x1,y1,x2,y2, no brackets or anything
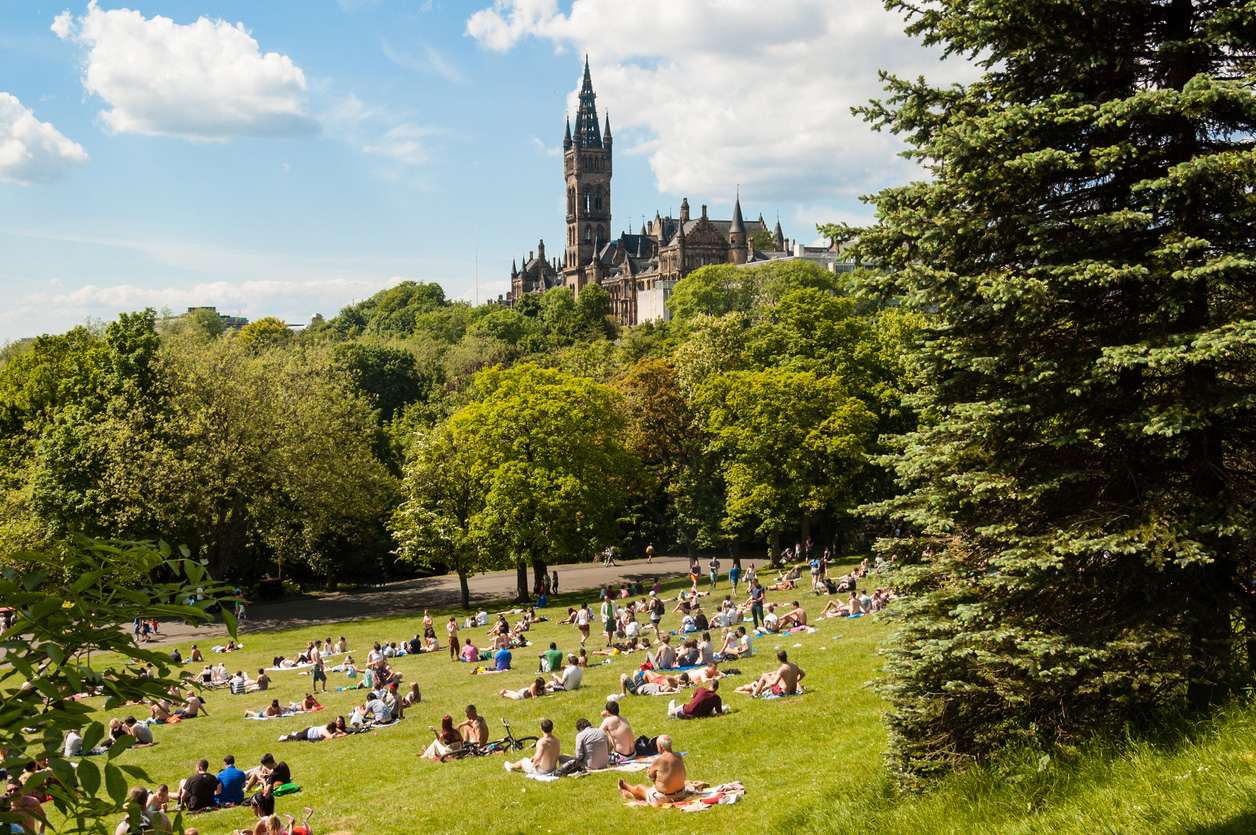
530,136,560,157
53,1,318,142
382,41,467,84
363,123,435,165
0,92,89,184
466,0,976,202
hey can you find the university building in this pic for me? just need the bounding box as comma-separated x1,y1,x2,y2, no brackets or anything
508,59,848,327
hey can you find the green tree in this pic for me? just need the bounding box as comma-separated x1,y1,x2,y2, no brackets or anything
392,425,484,608
436,364,645,601
849,0,1256,780
184,308,225,339
694,368,876,560
237,316,293,351
667,259,843,325
331,342,432,423
750,229,775,250
0,535,234,834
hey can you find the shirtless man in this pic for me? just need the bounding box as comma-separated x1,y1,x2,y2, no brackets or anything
648,635,676,670
149,699,173,723
504,718,560,776
174,692,209,719
736,649,807,697
778,601,807,629
456,704,489,746
689,662,724,685
599,700,635,758
617,735,687,806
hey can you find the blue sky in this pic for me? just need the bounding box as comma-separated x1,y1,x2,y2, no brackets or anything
0,0,967,341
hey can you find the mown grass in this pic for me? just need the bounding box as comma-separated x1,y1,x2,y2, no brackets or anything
50,565,1256,834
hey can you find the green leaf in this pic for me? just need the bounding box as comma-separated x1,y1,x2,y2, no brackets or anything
104,762,129,804
77,758,101,797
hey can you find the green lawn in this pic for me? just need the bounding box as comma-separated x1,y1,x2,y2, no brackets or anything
56,567,1256,834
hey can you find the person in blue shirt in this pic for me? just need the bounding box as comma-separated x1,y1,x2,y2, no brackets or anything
494,647,512,671
216,754,246,806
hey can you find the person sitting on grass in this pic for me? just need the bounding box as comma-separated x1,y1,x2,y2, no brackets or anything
599,700,636,759
753,603,780,636
244,699,284,719
545,655,583,693
500,677,547,700
175,759,217,812
423,715,463,759
646,635,677,670
539,642,564,673
217,755,245,806
667,679,724,719
278,721,344,743
778,601,808,629
245,669,270,692
114,786,170,835
188,645,203,663
504,718,561,776
174,692,209,719
403,683,422,707
675,639,699,667
619,670,689,697
123,716,153,745
616,735,687,806
456,704,489,746
734,649,807,697
460,639,480,663
359,694,392,725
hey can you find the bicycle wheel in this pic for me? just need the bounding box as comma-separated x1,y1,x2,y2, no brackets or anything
481,739,510,754
510,736,538,752
440,747,477,762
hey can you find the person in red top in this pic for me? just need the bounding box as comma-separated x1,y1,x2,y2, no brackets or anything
667,680,724,719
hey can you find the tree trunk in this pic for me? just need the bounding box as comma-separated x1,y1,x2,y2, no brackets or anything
516,562,529,603
458,569,470,610
769,530,781,567
532,559,549,597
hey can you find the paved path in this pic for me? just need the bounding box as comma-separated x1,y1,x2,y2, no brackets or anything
149,556,699,648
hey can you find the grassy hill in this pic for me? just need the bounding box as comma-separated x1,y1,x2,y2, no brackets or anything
57,567,1256,835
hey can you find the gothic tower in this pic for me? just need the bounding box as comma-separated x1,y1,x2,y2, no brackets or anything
563,56,612,273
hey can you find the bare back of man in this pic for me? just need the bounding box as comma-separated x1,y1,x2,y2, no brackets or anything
618,735,687,805
599,711,634,757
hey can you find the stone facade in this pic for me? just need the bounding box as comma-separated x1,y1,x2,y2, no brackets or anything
509,58,841,327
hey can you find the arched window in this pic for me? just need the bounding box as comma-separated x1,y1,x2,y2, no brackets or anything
584,192,591,215
595,189,602,213
585,226,592,242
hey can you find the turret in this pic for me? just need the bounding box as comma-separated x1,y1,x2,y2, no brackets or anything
680,198,690,223
729,192,747,265
564,116,572,150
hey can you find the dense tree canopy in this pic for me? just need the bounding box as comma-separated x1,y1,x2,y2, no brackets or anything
847,0,1256,782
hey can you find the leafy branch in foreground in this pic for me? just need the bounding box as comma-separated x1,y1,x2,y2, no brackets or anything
0,535,236,833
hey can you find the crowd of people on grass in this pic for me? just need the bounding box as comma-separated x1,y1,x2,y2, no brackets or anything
0,543,894,831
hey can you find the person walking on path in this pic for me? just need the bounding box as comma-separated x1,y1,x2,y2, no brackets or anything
447,616,461,662
708,557,721,590
646,543,656,564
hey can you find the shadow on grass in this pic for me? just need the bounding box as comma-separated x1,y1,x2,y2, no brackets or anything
1179,810,1256,835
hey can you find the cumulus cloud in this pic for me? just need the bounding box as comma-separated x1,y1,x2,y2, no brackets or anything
466,0,976,202
52,1,318,142
0,92,89,184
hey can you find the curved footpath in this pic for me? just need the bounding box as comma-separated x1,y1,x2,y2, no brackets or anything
149,555,700,648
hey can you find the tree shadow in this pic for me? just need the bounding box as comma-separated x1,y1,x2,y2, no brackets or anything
1178,810,1256,835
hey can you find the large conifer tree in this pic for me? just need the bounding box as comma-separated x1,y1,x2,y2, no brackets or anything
849,0,1256,780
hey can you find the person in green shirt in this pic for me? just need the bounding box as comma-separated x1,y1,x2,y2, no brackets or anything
540,642,564,673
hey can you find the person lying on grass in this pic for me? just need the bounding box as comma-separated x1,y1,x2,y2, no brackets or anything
278,721,345,743
733,649,806,697
620,670,689,697
500,677,547,700
593,636,652,656
289,694,321,712
504,718,561,776
244,699,284,719
616,735,687,806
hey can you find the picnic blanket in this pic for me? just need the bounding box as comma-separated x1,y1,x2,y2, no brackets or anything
759,684,807,701
244,706,326,721
265,663,313,672
520,752,688,780
623,780,746,811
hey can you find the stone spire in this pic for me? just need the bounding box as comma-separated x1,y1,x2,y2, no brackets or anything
574,55,602,149
564,115,572,150
772,215,785,249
